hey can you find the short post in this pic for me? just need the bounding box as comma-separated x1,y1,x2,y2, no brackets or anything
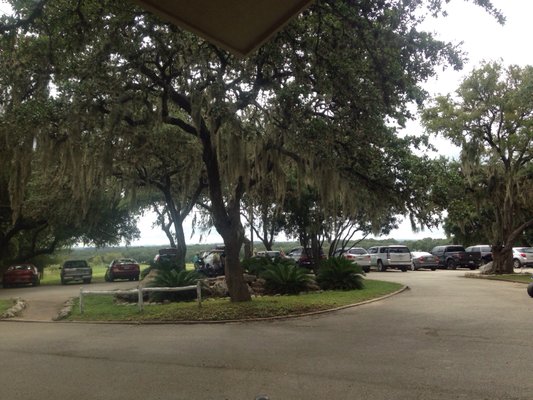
138,287,144,312
79,287,84,314
196,280,202,308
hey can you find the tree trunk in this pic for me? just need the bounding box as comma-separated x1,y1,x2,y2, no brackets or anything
222,230,251,302
490,245,514,274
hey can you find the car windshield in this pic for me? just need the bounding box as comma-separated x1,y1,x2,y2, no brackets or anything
117,259,137,264
12,265,32,270
64,261,87,268
447,246,465,252
348,248,367,255
517,247,533,253
389,247,409,253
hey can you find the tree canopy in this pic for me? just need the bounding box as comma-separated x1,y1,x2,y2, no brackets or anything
422,62,533,273
0,0,504,292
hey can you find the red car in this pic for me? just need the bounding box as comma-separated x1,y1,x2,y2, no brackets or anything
3,264,40,288
105,259,140,282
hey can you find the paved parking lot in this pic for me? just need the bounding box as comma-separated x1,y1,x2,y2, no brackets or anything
1,269,533,399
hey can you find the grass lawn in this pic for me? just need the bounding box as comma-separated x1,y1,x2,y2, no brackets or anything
483,274,532,284
0,299,14,315
66,279,403,322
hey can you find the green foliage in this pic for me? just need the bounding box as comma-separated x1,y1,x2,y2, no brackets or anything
241,256,295,276
317,258,365,291
148,269,201,302
422,62,533,271
260,264,311,295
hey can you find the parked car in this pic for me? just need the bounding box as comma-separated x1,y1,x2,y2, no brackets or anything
153,248,178,266
2,264,40,288
105,258,140,282
367,245,411,272
410,251,439,271
196,247,225,277
256,250,283,258
513,247,533,268
465,245,492,265
431,245,479,270
333,248,371,273
286,247,325,270
60,259,92,285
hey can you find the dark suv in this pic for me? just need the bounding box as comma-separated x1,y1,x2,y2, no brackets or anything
60,260,92,284
431,245,478,270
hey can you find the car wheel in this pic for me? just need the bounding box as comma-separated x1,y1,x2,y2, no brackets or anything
363,267,370,273
33,278,40,286
2,282,9,288
431,267,436,271
377,260,386,272
134,275,140,281
400,266,407,272
61,277,66,285
446,259,456,270
514,259,522,269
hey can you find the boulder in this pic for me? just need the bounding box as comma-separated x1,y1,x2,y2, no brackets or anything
479,261,494,275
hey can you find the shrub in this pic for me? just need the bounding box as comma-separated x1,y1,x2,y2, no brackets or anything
316,258,365,290
260,263,311,295
148,269,201,302
242,256,295,276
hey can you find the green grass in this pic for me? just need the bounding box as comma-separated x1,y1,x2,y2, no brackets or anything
0,299,14,315
66,279,403,322
484,274,532,284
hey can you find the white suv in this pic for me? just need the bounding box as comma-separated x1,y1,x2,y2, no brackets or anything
367,245,411,272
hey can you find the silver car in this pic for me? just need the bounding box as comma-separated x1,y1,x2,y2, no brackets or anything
410,251,439,271
513,247,533,268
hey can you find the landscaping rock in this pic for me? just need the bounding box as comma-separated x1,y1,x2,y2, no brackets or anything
1,297,26,319
479,262,494,275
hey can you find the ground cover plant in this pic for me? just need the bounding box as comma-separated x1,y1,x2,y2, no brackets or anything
483,274,532,284
65,280,403,322
317,258,365,290
0,299,14,315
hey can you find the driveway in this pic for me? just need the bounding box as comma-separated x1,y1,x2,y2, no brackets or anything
1,270,533,399
0,281,137,321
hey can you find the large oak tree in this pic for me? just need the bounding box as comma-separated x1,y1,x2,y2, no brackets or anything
422,62,533,273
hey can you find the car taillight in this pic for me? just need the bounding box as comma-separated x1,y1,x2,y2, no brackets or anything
6,266,14,271
519,253,526,257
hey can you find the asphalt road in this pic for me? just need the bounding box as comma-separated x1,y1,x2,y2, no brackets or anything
1,269,533,400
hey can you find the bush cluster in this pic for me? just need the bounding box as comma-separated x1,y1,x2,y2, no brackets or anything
316,257,365,290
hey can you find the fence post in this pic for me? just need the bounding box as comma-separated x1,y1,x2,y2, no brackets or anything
138,287,144,312
79,287,84,314
196,280,202,308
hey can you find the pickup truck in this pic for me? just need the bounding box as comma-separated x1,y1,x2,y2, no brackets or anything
367,245,411,272
431,245,480,270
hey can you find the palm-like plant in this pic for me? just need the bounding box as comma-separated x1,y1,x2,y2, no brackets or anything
317,257,365,290
148,269,201,302
261,263,311,295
